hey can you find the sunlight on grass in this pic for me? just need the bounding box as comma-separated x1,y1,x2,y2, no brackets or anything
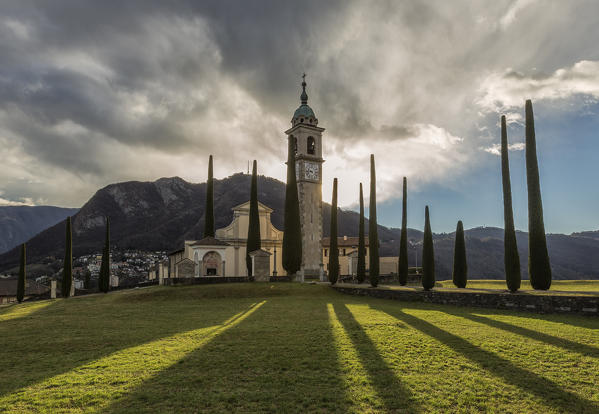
326,303,382,412
0,301,53,322
0,301,265,413
435,279,599,293
395,307,599,413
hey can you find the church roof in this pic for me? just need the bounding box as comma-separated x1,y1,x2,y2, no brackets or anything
231,200,273,213
293,104,315,119
190,236,230,247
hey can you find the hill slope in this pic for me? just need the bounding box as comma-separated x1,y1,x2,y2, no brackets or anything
1,174,598,280
0,206,79,254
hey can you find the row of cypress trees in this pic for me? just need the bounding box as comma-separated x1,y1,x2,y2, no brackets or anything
329,155,380,287
500,100,551,291
15,214,110,303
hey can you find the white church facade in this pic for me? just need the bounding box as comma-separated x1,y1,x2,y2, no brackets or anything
156,201,284,281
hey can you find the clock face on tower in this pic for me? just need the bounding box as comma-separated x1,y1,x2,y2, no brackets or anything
304,162,319,181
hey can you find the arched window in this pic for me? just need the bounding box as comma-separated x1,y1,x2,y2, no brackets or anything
290,136,297,154
307,136,315,155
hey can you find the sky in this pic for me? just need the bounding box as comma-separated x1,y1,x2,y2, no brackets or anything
1,0,598,234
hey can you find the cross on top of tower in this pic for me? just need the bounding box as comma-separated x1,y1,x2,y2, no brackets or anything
300,73,308,105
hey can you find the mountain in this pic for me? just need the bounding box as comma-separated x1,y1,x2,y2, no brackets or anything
1,174,598,281
0,206,79,254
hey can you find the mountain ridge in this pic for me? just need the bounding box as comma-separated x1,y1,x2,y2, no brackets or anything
1,174,598,280
0,206,79,254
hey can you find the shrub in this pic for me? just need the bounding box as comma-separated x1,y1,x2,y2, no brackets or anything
452,220,467,288
357,183,366,284
369,155,379,287
398,177,408,286
17,243,26,303
246,160,261,277
421,206,435,291
525,100,552,290
204,155,215,238
501,115,521,292
283,139,302,276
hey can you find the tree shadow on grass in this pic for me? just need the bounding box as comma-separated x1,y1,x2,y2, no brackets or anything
502,310,599,331
332,302,420,413
0,293,250,399
446,309,599,359
101,299,349,413
376,305,599,414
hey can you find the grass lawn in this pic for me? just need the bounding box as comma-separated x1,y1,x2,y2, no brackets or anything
434,279,599,292
1,283,598,413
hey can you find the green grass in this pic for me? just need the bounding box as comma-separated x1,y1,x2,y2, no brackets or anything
435,279,599,293
1,283,598,413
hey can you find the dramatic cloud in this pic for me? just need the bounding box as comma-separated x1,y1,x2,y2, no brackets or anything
1,0,598,210
477,60,599,112
481,142,525,156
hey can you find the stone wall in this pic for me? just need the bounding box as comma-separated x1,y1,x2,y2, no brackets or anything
163,277,249,286
332,285,599,316
269,276,291,282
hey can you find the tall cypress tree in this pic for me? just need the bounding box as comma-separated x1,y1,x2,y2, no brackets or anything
283,138,302,276
525,100,552,290
501,115,522,292
204,155,215,238
329,178,339,285
99,216,111,293
246,160,261,277
357,183,366,284
369,154,379,287
452,220,467,288
421,206,435,291
398,177,409,286
84,270,91,290
17,243,26,303
62,216,73,298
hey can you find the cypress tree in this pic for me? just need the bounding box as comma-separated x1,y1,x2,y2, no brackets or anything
246,160,261,277
452,220,467,288
283,138,302,276
204,155,215,238
525,100,552,290
421,206,435,290
329,178,339,285
61,216,73,298
99,216,111,293
398,177,409,286
356,183,366,284
369,154,379,287
84,270,91,290
501,115,522,292
17,243,26,303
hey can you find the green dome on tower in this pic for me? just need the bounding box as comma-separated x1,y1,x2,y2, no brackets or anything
291,73,318,126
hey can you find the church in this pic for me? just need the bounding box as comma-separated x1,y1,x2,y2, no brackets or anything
154,76,326,282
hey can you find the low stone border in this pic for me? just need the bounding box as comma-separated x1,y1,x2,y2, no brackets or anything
269,276,291,282
162,276,250,286
332,285,599,316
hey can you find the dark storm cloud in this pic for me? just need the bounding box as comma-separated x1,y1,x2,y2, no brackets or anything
2,0,599,207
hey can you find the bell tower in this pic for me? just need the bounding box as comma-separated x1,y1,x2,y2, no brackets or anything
285,74,325,279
